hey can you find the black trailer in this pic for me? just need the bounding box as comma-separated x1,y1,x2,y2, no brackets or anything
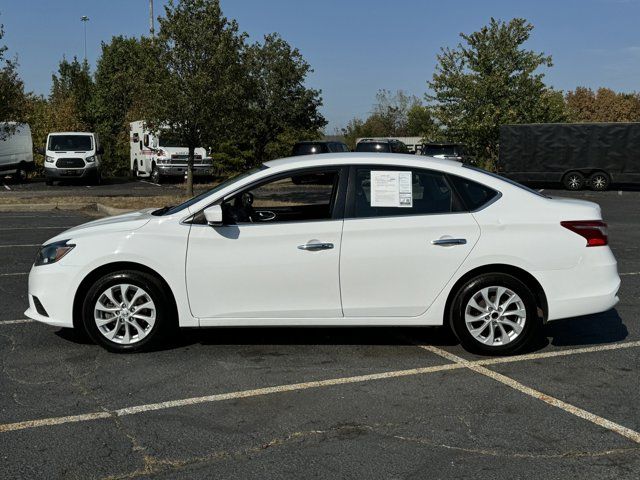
498,123,640,190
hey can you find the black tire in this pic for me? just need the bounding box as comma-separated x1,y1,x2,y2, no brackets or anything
151,165,162,184
588,171,610,191
562,171,585,191
82,270,175,353
131,163,138,179
449,273,541,356
14,164,28,183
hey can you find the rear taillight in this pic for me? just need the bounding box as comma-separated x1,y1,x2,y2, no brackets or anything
561,220,608,247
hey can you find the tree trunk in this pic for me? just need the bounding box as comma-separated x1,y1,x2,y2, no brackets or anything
186,145,194,197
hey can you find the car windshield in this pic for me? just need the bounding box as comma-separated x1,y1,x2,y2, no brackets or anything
355,142,390,152
158,132,183,148
48,135,93,152
153,166,267,216
463,164,550,198
423,145,460,156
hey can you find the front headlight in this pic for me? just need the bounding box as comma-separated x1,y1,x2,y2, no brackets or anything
86,155,96,163
34,240,75,266
45,156,55,163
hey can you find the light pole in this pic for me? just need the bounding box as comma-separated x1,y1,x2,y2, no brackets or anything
80,15,89,62
149,0,154,37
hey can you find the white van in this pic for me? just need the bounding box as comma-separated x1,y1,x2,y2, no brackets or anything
130,121,212,184
0,122,34,181
43,132,103,185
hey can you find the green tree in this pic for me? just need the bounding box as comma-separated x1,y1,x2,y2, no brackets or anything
50,57,94,131
93,36,159,175
147,0,247,195
0,20,28,139
245,33,326,164
341,90,437,148
428,18,566,167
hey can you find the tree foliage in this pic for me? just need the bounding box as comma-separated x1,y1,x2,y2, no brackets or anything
341,90,437,149
0,21,28,139
244,33,325,164
93,36,159,175
428,18,566,166
144,0,248,195
50,57,94,131
565,87,640,122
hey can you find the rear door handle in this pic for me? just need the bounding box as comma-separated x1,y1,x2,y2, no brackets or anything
298,242,334,251
431,238,467,246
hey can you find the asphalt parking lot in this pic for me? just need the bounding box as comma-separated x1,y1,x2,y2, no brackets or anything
1,187,639,479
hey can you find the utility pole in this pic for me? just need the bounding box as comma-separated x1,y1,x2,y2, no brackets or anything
80,15,89,62
149,0,155,37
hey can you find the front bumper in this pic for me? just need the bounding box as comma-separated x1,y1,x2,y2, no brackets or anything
44,165,98,179
24,263,78,328
157,164,213,177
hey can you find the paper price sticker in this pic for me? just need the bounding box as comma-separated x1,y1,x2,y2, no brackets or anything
370,171,413,208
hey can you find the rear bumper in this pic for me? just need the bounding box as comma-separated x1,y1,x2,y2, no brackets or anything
157,164,213,177
536,247,621,321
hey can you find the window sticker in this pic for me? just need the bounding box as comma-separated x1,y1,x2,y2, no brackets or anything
370,171,413,208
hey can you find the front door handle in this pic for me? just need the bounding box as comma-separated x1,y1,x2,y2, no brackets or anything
432,238,467,246
298,242,334,251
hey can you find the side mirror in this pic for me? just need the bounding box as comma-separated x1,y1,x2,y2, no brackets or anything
97,146,104,155
143,134,149,147
203,205,223,226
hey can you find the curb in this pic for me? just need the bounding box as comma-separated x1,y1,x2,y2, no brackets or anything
0,202,134,216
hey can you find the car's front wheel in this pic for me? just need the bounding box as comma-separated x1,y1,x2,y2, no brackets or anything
82,270,173,353
450,273,541,355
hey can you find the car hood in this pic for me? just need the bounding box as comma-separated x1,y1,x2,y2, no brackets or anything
44,208,155,245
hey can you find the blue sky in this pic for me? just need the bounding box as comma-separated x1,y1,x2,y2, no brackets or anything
2,0,639,131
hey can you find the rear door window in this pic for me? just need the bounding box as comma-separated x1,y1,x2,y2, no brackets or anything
349,167,464,218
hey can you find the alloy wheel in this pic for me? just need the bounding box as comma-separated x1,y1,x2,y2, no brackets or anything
567,174,582,190
94,284,156,345
591,174,608,190
464,286,526,346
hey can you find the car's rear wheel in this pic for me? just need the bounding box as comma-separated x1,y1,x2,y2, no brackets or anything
562,171,584,191
82,270,173,353
450,273,541,355
589,171,610,191
14,164,28,183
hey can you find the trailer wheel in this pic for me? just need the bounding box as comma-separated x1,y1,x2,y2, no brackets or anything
589,172,610,191
562,171,585,191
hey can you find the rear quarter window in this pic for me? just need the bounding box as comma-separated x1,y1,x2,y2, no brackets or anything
448,174,500,211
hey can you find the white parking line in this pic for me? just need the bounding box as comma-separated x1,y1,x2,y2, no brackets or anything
140,180,162,187
3,183,10,191
0,272,28,277
0,226,72,230
0,319,34,325
420,345,640,445
0,244,40,248
1,340,639,433
620,272,640,276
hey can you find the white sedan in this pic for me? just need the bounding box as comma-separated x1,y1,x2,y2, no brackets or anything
25,154,620,354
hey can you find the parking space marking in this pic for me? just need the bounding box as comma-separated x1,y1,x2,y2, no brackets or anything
0,226,72,230
0,272,28,277
140,180,162,187
420,345,640,445
0,244,40,248
2,339,640,433
0,363,466,433
0,319,34,325
620,272,640,276
3,183,10,191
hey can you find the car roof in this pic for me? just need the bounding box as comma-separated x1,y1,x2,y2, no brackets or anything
48,132,94,135
264,152,462,171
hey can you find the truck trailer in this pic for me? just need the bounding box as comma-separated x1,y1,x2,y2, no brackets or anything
498,122,640,190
